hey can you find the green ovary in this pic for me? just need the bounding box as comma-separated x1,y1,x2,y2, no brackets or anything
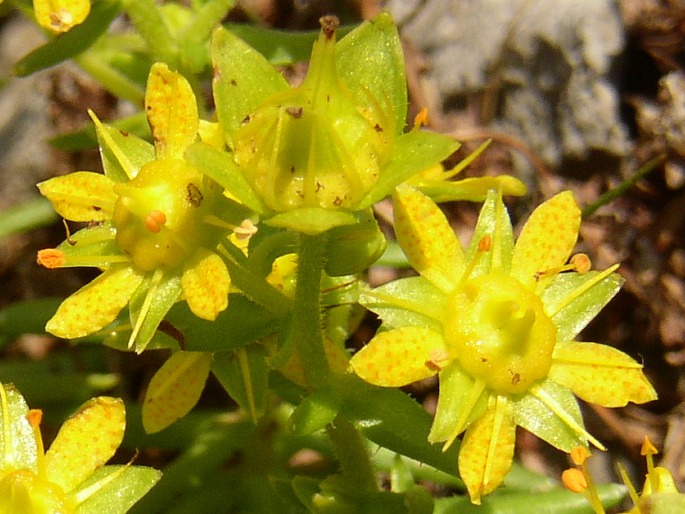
443,272,556,395
0,470,73,514
112,159,216,272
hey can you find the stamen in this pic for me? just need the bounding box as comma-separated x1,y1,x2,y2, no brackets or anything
234,219,258,240
562,467,588,493
26,409,46,476
63,219,76,245
459,234,492,284
440,139,490,180
413,107,430,130
642,436,658,493
144,210,167,233
570,445,591,466
535,253,592,281
37,249,66,268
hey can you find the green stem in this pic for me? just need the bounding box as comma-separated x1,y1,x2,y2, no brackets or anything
292,232,330,389
582,154,666,218
326,414,378,493
123,0,178,67
75,53,145,106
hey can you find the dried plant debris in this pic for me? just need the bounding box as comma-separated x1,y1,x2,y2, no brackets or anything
390,0,630,168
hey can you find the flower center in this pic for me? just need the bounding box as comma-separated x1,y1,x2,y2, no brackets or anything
112,158,217,272
443,271,556,394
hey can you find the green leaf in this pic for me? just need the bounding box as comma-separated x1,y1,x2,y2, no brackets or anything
164,293,281,352
336,12,407,135
359,131,459,209
211,345,269,423
288,388,340,436
324,209,387,276
142,351,212,433
74,465,162,514
13,0,123,76
211,26,289,142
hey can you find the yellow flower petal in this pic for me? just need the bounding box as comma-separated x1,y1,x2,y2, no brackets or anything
510,191,580,288
45,397,125,493
145,63,199,160
142,351,212,433
37,172,116,222
393,184,465,292
33,0,90,33
550,342,657,407
458,396,516,504
46,265,144,339
350,326,446,387
181,249,230,320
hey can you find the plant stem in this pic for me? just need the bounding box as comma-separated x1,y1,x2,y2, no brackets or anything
326,414,378,493
292,232,331,389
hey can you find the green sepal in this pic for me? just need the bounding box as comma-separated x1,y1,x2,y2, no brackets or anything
92,115,155,183
359,131,459,209
49,112,150,152
433,483,627,514
128,272,182,353
185,141,268,214
223,24,323,65
13,0,123,76
211,344,269,423
336,12,407,135
359,276,445,331
0,382,38,473
464,189,515,277
211,25,289,143
163,293,281,352
512,379,587,452
542,270,624,341
73,465,162,514
324,209,387,276
266,208,357,235
54,223,120,267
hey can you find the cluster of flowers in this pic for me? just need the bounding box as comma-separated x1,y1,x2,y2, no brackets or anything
33,12,656,505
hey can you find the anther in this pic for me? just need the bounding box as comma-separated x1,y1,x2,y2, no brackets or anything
37,249,66,269
144,210,167,233
562,468,588,493
413,107,430,129
535,253,592,281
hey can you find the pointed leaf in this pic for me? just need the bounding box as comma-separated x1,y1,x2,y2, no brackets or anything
0,383,38,473
211,26,289,143
459,397,516,504
46,265,144,339
288,387,340,436
181,249,230,321
336,12,407,134
428,366,488,444
38,172,117,221
212,345,269,423
45,397,125,493
393,184,464,292
145,63,198,159
72,464,162,514
350,326,445,387
512,379,588,452
142,351,212,433
551,342,657,407
511,191,581,288
542,269,623,341
465,190,514,277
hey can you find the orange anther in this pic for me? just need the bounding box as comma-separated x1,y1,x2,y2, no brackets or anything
26,409,43,428
641,436,658,456
37,249,66,269
570,253,591,273
413,107,430,129
144,210,167,233
562,467,588,493
478,235,492,252
570,446,590,466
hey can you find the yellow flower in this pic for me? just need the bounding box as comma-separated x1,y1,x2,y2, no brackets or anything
0,382,160,513
37,63,233,352
350,185,656,503
33,0,90,33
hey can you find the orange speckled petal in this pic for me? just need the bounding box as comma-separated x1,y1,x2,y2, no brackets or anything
181,249,230,320
46,265,144,339
142,351,212,433
145,63,199,159
393,184,465,292
458,396,516,505
37,172,117,222
45,397,125,493
510,191,581,288
551,342,657,407
350,326,446,387
33,0,90,33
